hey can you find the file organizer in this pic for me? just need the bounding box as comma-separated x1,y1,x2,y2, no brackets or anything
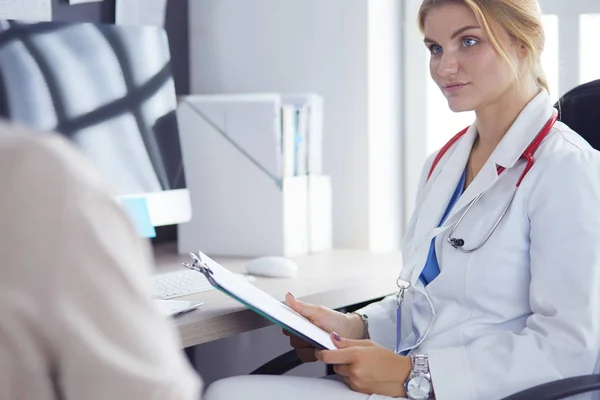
280,93,324,177
176,93,331,257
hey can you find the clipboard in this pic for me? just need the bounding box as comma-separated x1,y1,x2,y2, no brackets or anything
183,251,336,350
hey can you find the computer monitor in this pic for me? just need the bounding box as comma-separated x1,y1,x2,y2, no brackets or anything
0,19,191,227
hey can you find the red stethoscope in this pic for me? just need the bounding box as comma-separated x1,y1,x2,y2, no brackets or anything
427,109,559,252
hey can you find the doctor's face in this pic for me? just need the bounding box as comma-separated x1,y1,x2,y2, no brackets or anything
423,3,521,113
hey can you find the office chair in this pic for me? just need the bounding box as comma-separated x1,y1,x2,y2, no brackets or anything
555,79,600,150
499,80,600,400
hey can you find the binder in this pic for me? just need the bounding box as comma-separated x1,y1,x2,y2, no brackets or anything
183,251,336,350
177,94,303,257
282,93,323,175
176,93,331,257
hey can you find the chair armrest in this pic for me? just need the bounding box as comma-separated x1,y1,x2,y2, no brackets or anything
501,374,600,400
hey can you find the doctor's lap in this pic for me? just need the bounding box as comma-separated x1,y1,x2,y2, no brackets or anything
204,375,380,400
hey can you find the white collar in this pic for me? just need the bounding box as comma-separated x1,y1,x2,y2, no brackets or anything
489,89,555,172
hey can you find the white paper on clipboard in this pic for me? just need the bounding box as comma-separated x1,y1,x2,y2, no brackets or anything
198,251,336,350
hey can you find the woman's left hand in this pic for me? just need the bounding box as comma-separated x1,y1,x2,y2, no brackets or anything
315,332,412,397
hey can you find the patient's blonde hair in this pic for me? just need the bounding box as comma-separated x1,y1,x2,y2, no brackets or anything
418,0,549,93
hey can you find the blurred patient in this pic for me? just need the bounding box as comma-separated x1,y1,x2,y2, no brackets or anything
0,122,201,399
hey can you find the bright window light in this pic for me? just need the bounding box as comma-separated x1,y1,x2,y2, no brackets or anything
580,14,600,85
541,15,560,102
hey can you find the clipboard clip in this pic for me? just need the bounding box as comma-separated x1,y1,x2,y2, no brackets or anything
182,251,214,275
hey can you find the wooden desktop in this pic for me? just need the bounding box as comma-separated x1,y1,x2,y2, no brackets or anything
153,244,402,348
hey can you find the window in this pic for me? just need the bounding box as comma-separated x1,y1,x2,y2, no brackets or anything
580,14,600,85
541,15,560,102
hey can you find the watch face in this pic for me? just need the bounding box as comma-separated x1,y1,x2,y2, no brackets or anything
407,375,431,399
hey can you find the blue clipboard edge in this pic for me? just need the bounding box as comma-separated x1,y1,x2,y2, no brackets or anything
198,266,329,350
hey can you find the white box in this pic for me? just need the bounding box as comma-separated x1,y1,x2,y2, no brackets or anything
282,93,324,175
176,95,310,257
308,175,332,253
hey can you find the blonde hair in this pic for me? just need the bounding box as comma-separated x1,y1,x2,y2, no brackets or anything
418,0,549,93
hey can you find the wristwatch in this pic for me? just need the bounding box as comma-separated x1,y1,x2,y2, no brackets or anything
350,312,369,339
405,354,433,400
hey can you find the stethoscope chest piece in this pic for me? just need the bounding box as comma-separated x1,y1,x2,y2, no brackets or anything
448,237,464,248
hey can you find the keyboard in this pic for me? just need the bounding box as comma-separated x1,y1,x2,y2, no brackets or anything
151,268,256,300
152,269,215,299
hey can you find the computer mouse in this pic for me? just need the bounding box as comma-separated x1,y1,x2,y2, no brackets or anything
245,256,299,278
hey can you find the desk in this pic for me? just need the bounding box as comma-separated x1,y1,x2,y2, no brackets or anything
153,244,402,348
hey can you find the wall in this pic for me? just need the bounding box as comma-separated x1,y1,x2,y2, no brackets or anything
189,0,371,249
189,0,404,251
51,0,190,95
403,0,430,227
52,0,115,22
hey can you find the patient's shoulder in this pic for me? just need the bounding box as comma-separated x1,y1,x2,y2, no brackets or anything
0,121,109,196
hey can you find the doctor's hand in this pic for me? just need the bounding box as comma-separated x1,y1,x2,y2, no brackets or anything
282,292,366,362
316,333,412,398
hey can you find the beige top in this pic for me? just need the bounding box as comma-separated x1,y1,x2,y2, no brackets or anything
0,122,201,400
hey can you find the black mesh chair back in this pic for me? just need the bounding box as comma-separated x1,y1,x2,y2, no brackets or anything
556,79,600,151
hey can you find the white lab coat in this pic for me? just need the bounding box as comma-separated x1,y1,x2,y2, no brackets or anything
359,90,600,400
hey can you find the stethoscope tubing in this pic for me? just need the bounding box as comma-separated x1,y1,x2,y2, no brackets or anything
446,109,559,252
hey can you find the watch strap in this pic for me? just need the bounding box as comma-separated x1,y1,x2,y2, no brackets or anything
351,312,369,339
411,354,430,374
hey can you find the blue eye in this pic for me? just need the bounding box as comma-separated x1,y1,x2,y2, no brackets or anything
462,38,478,47
429,44,443,55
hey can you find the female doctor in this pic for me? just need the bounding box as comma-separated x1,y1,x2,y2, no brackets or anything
204,0,600,399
